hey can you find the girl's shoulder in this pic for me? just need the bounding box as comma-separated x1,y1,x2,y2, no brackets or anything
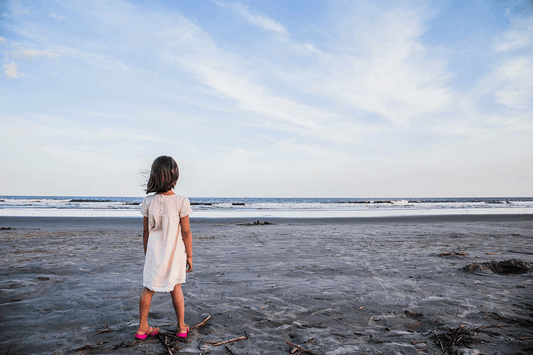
142,194,156,203
171,194,190,205
173,194,189,200
143,194,189,205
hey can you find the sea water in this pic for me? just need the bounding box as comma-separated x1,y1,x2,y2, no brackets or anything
1,196,533,218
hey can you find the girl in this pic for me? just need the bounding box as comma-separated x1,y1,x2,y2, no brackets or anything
135,156,193,339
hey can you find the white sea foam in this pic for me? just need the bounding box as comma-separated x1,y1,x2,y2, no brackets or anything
1,196,532,218
1,207,533,218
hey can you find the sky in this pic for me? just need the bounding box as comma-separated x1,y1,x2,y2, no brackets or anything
0,0,532,198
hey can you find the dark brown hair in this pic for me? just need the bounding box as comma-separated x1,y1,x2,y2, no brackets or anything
146,156,180,194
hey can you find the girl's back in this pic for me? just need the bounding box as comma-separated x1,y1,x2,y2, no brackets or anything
142,194,192,292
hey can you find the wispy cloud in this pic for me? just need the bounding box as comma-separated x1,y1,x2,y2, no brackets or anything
2,115,164,145
12,47,59,59
494,14,533,52
49,13,65,21
214,1,287,34
2,62,23,78
283,5,453,127
495,57,533,109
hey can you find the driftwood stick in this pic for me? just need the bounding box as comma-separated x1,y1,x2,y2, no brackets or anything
225,345,237,355
191,315,212,330
207,335,247,346
253,233,265,245
486,252,501,255
356,306,365,311
508,250,533,255
94,325,113,335
286,342,318,355
74,344,104,352
74,345,92,352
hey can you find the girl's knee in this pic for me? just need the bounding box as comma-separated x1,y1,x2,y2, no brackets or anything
142,287,155,296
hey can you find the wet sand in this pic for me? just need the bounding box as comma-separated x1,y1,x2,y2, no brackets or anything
1,215,532,354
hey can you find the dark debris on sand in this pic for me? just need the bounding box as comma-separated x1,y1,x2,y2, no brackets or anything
463,259,532,275
431,325,484,355
439,251,468,257
238,220,274,226
427,302,533,355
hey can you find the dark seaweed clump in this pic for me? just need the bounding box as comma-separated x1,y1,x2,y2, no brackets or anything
463,259,532,275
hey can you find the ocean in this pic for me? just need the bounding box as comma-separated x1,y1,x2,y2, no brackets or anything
1,196,533,218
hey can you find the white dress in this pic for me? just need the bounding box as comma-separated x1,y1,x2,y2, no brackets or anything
140,194,192,292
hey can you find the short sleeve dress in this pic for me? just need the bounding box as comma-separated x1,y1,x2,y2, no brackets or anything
140,194,192,292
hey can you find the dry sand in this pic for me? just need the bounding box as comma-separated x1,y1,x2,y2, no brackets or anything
0,215,532,355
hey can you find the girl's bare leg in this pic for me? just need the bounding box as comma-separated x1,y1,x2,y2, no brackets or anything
170,284,188,333
138,287,155,333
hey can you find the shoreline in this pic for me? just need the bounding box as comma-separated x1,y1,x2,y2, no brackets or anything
1,213,533,231
2,206,533,219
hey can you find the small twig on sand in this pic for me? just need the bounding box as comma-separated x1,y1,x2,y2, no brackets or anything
356,306,365,311
517,336,533,340
508,250,533,255
472,324,506,331
191,315,212,330
74,345,92,352
439,251,467,256
206,335,247,346
259,301,272,309
157,333,173,355
286,342,318,355
74,344,105,352
94,325,114,335
433,330,444,350
225,345,237,355
451,326,464,347
253,233,265,245
486,252,502,255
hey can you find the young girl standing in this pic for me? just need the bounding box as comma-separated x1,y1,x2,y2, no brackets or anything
135,156,193,339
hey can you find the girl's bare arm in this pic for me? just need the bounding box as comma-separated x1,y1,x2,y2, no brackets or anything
143,217,149,255
181,216,193,272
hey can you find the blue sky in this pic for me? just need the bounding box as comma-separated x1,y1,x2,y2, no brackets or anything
1,0,532,197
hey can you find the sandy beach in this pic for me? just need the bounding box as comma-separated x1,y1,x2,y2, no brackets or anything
1,215,532,355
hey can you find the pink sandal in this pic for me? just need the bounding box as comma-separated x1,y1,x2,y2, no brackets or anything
176,326,189,338
135,327,159,340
